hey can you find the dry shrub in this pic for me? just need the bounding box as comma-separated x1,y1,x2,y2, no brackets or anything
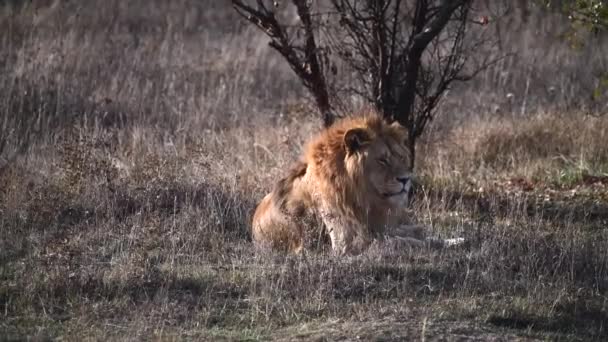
476,114,608,168
418,113,608,186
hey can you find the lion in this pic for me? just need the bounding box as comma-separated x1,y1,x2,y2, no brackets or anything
252,113,451,255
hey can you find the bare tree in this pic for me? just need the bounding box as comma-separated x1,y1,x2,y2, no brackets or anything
232,0,493,162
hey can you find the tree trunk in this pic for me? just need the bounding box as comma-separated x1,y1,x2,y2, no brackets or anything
314,91,334,127
408,134,416,169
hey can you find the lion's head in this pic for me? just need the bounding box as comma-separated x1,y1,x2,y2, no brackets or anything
305,113,414,212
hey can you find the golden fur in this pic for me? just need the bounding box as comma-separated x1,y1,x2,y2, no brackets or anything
252,113,418,255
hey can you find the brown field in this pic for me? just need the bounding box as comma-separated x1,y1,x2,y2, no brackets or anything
1,1,607,341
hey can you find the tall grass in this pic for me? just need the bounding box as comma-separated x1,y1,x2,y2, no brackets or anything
1,1,607,340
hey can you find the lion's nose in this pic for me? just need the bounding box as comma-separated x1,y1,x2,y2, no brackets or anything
396,176,410,185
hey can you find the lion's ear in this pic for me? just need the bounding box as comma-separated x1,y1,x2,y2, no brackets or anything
389,121,409,146
389,121,404,129
344,128,371,154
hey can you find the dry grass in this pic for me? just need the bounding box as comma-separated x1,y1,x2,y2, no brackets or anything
1,1,608,341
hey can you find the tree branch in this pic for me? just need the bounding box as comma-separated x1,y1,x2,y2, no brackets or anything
232,0,336,126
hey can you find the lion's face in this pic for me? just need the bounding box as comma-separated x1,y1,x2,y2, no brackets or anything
344,121,414,207
364,137,413,206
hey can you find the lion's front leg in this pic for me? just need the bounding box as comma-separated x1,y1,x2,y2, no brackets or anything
389,236,427,248
392,224,427,240
381,224,427,249
324,217,372,255
390,224,465,249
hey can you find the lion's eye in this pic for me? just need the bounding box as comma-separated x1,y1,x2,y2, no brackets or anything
377,157,389,166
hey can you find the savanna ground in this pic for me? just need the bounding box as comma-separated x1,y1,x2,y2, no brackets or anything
1,1,607,341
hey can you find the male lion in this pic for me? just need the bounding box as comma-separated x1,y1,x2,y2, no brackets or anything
252,114,442,255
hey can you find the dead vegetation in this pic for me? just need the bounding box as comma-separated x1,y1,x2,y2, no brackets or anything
1,1,607,341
